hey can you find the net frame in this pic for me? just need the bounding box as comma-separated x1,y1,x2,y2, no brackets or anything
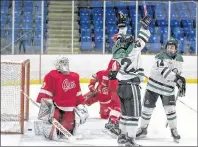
1,59,30,134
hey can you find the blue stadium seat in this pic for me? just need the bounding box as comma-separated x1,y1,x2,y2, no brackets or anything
1,7,9,14
33,37,41,46
81,28,91,37
171,20,180,27
159,27,168,34
178,10,190,19
185,28,195,37
187,36,195,42
92,8,102,16
1,29,5,37
80,16,91,25
23,6,34,12
1,1,10,7
106,15,116,25
15,1,23,7
149,43,161,52
171,12,179,20
90,1,103,7
106,1,114,7
156,19,168,27
23,1,33,7
81,24,90,29
149,34,161,43
181,20,194,27
115,1,127,7
1,21,6,29
95,36,103,50
189,41,196,53
106,8,115,16
93,16,103,25
177,39,184,53
79,8,91,17
161,34,168,45
128,2,135,7
81,36,92,50
172,27,184,36
106,25,117,34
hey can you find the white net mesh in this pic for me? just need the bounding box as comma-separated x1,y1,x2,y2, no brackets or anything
1,59,30,134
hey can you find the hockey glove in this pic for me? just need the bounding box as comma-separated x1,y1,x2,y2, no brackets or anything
74,104,89,124
175,74,186,97
108,70,118,80
118,11,127,28
140,15,152,29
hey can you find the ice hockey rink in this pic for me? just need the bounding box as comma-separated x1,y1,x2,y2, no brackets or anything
1,83,197,146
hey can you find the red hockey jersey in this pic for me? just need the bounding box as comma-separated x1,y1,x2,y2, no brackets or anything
88,70,109,95
107,59,120,93
37,70,84,110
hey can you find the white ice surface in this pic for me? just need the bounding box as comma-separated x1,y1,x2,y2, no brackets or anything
1,83,197,146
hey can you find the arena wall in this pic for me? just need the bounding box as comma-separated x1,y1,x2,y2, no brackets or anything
1,55,197,84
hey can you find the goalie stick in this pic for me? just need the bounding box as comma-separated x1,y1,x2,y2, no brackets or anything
21,90,89,141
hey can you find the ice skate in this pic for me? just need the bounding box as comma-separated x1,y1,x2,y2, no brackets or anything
117,133,127,146
125,136,142,146
136,127,147,139
102,121,121,139
171,128,180,143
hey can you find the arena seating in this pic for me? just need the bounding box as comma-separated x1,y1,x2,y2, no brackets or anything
78,1,196,54
1,0,48,50
0,1,196,54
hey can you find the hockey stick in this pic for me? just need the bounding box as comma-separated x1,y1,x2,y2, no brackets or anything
21,90,87,141
142,1,148,16
177,100,197,113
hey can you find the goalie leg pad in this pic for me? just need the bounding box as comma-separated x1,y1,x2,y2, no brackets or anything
38,98,55,123
34,120,44,136
34,120,59,140
42,122,59,140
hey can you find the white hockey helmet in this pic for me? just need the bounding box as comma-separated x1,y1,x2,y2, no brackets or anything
54,56,69,74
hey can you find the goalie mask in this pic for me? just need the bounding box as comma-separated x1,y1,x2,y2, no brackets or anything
55,56,69,74
165,38,178,58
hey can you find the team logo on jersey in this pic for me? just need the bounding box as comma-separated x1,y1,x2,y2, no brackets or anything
62,79,76,92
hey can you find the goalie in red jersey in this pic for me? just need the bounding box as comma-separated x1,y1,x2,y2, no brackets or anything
35,56,89,140
83,61,121,137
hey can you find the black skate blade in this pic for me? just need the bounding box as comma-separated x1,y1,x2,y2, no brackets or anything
136,134,147,140
174,138,180,143
102,129,118,139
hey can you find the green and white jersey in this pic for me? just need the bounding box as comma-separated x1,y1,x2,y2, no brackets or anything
112,28,151,81
146,51,184,96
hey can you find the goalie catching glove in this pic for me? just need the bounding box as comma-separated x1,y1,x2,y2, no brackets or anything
74,104,89,125
174,74,186,97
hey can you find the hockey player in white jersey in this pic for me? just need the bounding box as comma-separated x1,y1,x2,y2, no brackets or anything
136,38,186,143
109,11,152,146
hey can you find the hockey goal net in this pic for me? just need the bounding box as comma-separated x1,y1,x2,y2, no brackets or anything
1,59,30,134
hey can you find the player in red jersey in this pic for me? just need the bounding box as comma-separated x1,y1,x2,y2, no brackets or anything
83,67,121,137
35,56,88,140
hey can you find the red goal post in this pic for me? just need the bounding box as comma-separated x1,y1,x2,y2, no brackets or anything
1,59,30,134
